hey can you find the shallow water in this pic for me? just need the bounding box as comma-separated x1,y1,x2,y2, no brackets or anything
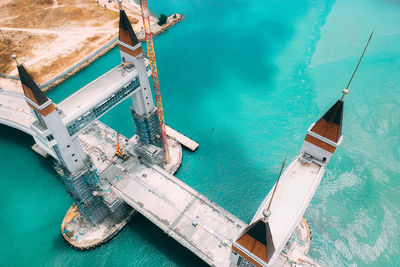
1,0,399,266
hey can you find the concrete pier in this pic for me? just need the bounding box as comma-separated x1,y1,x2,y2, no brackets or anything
166,125,199,151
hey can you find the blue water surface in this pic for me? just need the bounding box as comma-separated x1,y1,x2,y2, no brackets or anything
1,0,399,266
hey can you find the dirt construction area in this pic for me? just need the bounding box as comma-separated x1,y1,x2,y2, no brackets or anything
0,0,180,92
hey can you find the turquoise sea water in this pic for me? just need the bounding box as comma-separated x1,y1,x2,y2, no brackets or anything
1,0,399,266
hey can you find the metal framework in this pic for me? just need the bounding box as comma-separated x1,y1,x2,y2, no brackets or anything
139,0,170,163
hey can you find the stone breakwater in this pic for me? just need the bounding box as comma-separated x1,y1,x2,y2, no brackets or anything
41,14,183,92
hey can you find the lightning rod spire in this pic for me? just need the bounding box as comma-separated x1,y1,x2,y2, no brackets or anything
1,29,19,65
341,31,374,101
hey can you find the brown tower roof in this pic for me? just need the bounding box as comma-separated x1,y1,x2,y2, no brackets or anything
310,99,343,143
119,10,140,47
17,64,55,116
17,64,49,106
233,218,275,265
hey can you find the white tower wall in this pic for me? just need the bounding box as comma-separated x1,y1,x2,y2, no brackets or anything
299,141,334,165
43,111,86,173
120,50,155,116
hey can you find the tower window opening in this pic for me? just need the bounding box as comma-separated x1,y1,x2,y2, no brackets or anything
322,157,327,162
67,145,70,148
74,159,78,162
72,154,75,157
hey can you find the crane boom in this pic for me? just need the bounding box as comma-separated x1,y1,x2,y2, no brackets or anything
139,0,170,163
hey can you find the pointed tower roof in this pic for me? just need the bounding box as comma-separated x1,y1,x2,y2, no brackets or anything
246,219,267,245
310,99,343,143
119,10,140,47
17,64,55,116
233,218,275,264
17,64,49,106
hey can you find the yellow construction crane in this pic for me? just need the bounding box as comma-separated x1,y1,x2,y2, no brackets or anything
115,133,128,160
139,0,170,163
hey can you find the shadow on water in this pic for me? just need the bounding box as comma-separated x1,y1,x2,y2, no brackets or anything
52,232,69,251
0,124,56,171
127,213,208,267
0,125,73,249
0,124,35,147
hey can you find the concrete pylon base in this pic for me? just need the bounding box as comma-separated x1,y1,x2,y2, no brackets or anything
131,107,161,147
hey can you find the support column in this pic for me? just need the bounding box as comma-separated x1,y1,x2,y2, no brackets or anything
131,107,162,147
118,9,161,148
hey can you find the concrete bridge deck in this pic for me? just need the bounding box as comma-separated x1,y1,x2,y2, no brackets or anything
0,90,35,135
102,158,246,266
75,122,246,266
251,157,324,264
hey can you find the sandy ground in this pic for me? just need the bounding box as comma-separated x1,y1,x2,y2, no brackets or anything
0,0,180,93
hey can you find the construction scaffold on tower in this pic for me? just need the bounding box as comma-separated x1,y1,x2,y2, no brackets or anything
139,0,170,163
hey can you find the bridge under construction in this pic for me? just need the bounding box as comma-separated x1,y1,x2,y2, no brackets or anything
0,2,355,266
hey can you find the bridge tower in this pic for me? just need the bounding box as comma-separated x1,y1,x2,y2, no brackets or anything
299,99,344,165
299,32,374,166
16,63,114,225
17,64,87,173
117,9,162,149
